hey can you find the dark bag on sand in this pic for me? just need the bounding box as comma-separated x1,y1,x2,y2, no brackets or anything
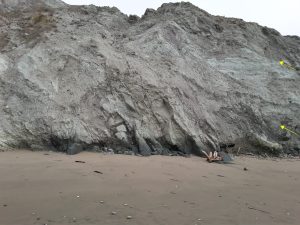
218,151,233,163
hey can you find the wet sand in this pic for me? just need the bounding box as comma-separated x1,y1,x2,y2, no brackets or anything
0,150,299,225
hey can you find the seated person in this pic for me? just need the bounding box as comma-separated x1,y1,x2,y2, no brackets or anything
202,150,233,163
207,151,222,163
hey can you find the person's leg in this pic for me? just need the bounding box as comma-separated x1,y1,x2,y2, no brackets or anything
213,151,218,158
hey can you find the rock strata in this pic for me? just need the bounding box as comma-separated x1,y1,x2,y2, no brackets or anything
0,1,299,156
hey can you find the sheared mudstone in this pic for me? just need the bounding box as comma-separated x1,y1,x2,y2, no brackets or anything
0,1,299,156
135,132,152,156
249,133,283,155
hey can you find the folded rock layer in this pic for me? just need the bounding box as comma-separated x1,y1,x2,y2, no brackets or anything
0,1,299,155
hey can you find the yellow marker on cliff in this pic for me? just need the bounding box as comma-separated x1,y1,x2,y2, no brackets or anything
280,125,299,136
279,60,295,71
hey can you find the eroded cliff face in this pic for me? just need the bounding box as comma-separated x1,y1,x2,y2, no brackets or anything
0,1,299,156
0,0,66,11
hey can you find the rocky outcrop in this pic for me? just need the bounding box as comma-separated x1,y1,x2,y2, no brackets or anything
0,1,299,156
248,133,283,155
0,0,66,12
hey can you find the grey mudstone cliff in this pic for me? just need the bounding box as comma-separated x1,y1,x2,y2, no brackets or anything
0,0,299,155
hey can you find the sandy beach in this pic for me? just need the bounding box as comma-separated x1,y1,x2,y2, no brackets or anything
0,150,299,225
